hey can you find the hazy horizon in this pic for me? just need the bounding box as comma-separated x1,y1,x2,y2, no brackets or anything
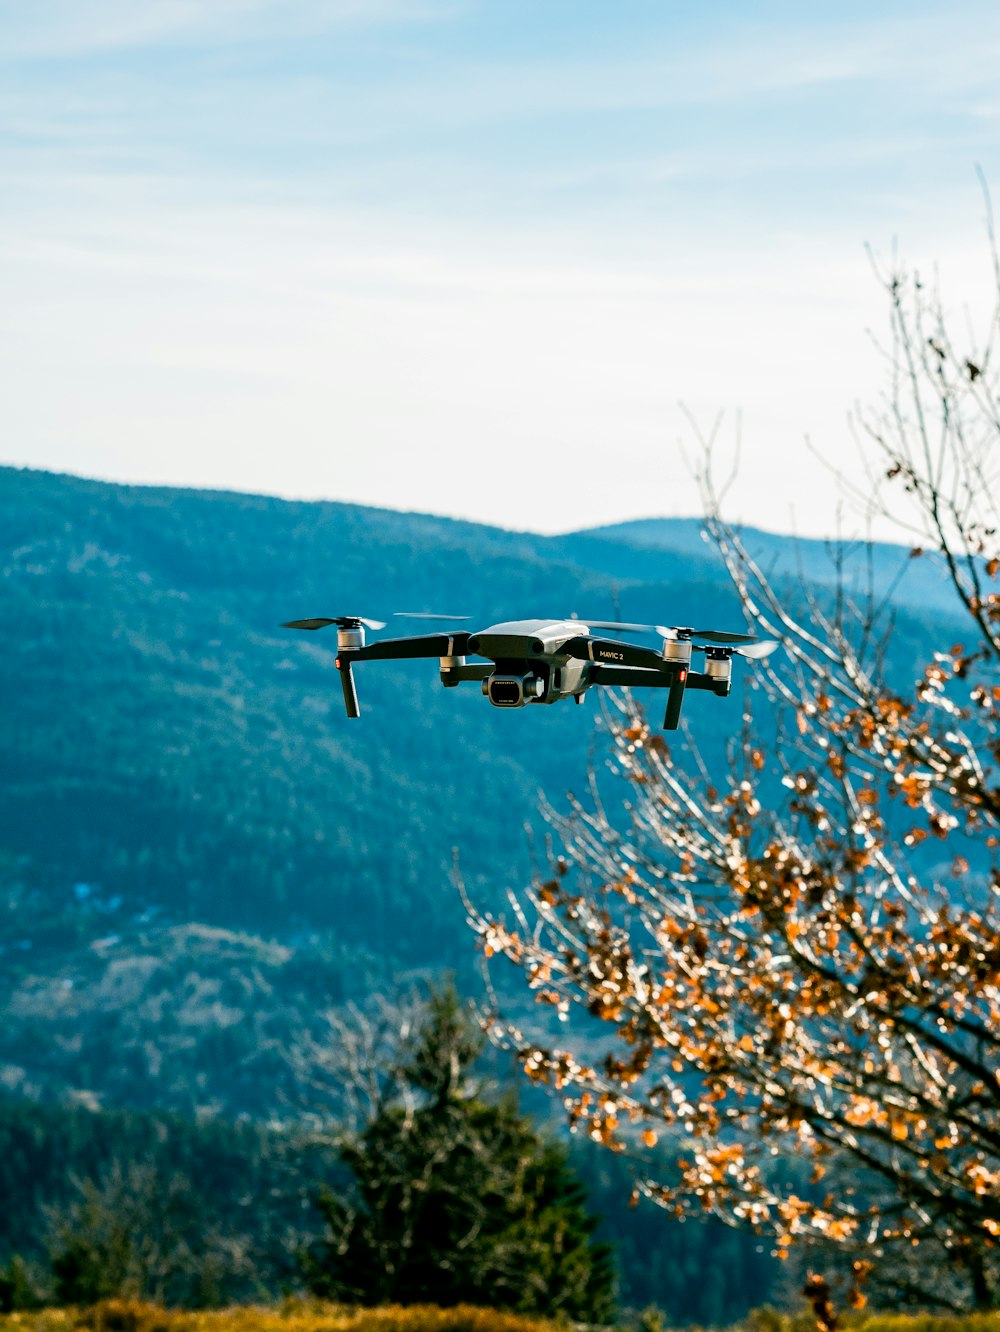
3,457,936,555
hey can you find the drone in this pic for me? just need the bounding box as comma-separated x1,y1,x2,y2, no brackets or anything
282,613,778,730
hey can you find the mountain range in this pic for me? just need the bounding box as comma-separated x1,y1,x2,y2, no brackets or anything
0,465,959,1119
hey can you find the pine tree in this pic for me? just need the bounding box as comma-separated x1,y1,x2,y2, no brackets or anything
303,985,615,1320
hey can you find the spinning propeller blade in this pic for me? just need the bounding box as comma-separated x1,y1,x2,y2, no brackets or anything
283,616,386,631
578,618,766,647
393,612,472,621
656,624,759,645
579,620,659,634
731,639,780,659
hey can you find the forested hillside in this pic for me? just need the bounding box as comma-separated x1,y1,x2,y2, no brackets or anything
0,466,959,1117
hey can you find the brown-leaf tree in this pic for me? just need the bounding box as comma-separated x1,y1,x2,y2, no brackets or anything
467,217,1000,1312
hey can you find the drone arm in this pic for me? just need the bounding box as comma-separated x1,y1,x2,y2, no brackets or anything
586,661,686,729
590,664,728,694
561,635,671,673
352,632,471,662
441,662,493,683
684,671,730,695
589,664,674,687
589,664,728,730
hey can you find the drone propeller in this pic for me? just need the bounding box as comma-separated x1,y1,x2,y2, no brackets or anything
657,624,761,646
579,620,661,634
729,639,779,659
692,638,780,659
578,619,764,647
393,612,472,622
282,616,386,632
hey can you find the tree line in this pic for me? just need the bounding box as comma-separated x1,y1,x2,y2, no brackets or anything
0,984,783,1323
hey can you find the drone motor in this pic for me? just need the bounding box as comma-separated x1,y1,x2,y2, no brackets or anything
338,624,365,651
439,652,468,688
703,647,734,688
660,635,694,667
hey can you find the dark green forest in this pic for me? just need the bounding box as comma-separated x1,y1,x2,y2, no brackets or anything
0,1056,778,1321
0,467,963,1321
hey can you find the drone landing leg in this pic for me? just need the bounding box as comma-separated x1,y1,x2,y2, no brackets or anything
337,658,361,718
663,672,686,730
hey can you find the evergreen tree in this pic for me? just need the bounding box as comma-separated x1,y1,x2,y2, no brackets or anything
303,986,615,1320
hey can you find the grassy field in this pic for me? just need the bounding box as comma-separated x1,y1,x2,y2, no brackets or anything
741,1312,1000,1332
0,1303,559,1332
4,1304,1000,1332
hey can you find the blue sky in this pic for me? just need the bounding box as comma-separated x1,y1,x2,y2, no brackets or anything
2,0,999,534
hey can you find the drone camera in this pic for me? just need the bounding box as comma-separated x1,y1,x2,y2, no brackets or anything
484,672,545,707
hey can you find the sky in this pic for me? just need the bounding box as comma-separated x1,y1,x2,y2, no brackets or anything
2,0,999,536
